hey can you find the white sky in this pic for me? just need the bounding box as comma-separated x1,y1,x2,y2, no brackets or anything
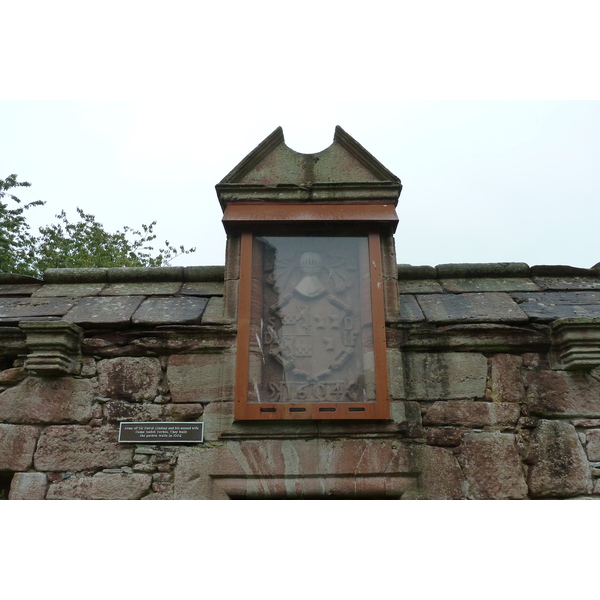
2,1,600,273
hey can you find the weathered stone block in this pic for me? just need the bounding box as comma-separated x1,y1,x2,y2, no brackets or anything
132,297,208,326
63,296,145,327
487,354,525,402
404,352,488,400
417,292,528,324
412,445,466,499
426,428,465,447
167,352,234,403
34,426,134,471
0,377,94,424
103,400,165,423
525,370,600,417
512,291,600,321
526,420,592,497
0,297,76,322
423,401,521,428
459,432,528,499
0,424,40,471
441,278,539,293
47,472,152,499
398,295,425,322
97,357,162,401
584,429,600,462
100,282,182,296
8,472,48,499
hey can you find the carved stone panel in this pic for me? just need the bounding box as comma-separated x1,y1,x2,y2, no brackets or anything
247,236,375,408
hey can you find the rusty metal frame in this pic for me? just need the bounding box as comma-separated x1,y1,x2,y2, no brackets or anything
234,228,390,421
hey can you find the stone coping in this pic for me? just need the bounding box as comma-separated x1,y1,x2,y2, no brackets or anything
398,263,600,280
0,266,225,285
2,262,598,286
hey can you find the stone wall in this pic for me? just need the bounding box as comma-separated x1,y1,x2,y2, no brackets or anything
2,262,600,499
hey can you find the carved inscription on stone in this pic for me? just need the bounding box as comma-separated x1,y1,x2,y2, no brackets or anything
249,237,375,404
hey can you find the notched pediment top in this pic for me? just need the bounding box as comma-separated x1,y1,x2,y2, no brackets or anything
218,126,401,188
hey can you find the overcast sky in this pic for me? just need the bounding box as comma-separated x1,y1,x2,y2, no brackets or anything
3,3,600,271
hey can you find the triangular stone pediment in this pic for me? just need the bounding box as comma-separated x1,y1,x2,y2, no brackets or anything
219,126,400,186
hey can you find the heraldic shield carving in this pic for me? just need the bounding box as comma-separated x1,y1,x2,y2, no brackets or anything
237,234,388,419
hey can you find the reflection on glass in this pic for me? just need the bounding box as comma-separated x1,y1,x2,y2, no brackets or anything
248,236,375,404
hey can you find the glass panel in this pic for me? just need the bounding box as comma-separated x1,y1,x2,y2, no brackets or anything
247,236,375,404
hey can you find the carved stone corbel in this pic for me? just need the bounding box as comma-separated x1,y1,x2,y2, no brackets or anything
550,318,600,370
19,321,83,376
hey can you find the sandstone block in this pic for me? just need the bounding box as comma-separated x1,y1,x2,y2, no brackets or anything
103,400,165,423
97,357,162,401
8,472,48,500
167,352,234,403
584,429,600,462
526,420,592,497
404,352,488,400
0,424,40,470
459,432,528,499
423,401,520,428
525,370,600,417
0,367,26,386
47,472,152,499
34,426,134,471
413,445,466,499
0,377,94,424
131,296,208,326
487,354,525,402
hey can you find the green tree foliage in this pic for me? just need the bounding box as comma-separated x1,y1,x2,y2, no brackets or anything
1,174,195,278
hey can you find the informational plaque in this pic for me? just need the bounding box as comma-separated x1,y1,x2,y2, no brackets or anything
118,422,204,443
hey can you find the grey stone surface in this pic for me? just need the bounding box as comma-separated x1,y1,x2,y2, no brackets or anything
184,266,225,282
440,278,540,293
533,277,600,291
0,424,40,470
32,283,106,297
398,295,425,322
97,357,162,401
512,291,600,321
0,284,42,296
0,377,94,424
132,296,208,325
34,426,134,471
417,292,529,324
107,267,184,282
180,282,224,296
63,296,145,326
398,280,443,294
459,432,528,499
43,268,108,284
436,263,530,278
397,265,437,279
8,472,48,500
100,282,182,296
526,420,592,497
404,352,488,400
0,297,76,321
47,472,152,499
